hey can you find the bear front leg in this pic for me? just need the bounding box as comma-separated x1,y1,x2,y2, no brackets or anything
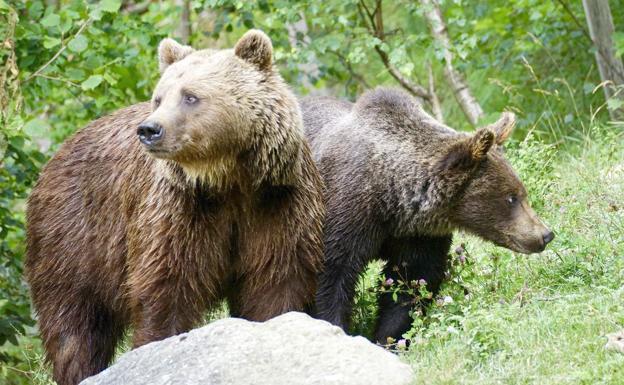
234,276,316,321
234,179,325,321
375,235,452,344
131,302,200,348
316,220,386,331
234,221,323,321
127,251,225,348
315,253,367,330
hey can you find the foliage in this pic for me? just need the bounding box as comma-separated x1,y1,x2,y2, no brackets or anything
0,0,180,383
202,0,609,135
0,3,43,381
14,0,176,145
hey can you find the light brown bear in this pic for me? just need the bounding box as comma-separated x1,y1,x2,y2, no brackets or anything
26,30,324,385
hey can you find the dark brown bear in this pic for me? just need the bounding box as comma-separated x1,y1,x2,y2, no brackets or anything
25,30,324,385
301,87,553,345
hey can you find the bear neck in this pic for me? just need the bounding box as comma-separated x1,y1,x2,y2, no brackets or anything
376,131,470,238
154,131,304,194
244,78,305,188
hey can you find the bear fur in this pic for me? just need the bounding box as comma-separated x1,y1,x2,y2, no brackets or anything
301,87,553,344
25,30,324,385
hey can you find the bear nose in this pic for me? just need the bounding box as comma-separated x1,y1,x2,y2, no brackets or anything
137,121,164,145
542,230,555,246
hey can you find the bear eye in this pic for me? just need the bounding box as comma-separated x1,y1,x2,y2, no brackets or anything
507,195,518,205
183,94,198,105
154,97,161,108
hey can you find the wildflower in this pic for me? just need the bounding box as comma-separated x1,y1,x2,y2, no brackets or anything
383,278,394,287
397,339,407,350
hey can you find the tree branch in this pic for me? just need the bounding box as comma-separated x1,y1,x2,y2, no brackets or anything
427,62,444,122
175,0,192,44
329,50,371,89
33,74,79,87
581,0,624,119
24,18,92,83
122,1,151,14
558,0,624,81
357,0,430,101
421,0,483,125
555,0,592,42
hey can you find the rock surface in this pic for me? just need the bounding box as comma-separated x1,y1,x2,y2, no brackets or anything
80,312,414,385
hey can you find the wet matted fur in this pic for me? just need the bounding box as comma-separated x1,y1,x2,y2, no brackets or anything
25,30,324,385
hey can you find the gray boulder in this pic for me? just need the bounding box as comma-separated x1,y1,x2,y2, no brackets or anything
80,312,414,385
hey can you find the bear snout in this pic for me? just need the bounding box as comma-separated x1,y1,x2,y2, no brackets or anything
516,228,554,254
137,121,165,147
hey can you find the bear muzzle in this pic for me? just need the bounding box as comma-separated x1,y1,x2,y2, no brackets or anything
137,121,165,147
510,227,555,254
542,230,555,246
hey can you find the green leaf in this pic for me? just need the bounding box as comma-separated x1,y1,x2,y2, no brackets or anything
60,18,73,34
89,7,103,21
23,119,51,137
68,35,88,53
103,73,118,86
66,68,86,81
100,0,122,13
41,13,60,27
43,36,61,49
81,75,104,90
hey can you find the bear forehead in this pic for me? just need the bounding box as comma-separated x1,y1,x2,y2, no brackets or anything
161,50,236,81
483,154,525,193
156,49,259,95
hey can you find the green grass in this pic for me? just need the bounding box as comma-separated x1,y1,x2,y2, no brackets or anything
3,130,624,385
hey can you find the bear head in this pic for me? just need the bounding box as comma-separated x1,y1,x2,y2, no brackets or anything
137,30,303,189
439,113,554,254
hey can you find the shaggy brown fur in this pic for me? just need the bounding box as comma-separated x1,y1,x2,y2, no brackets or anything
301,87,553,344
25,30,324,385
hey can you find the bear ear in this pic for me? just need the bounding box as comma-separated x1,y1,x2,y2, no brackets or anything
469,128,495,161
234,29,273,71
158,38,194,73
437,128,494,172
487,111,516,145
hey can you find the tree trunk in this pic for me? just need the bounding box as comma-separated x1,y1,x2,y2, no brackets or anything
421,0,484,126
582,0,624,120
287,15,321,92
176,0,192,44
428,62,444,123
